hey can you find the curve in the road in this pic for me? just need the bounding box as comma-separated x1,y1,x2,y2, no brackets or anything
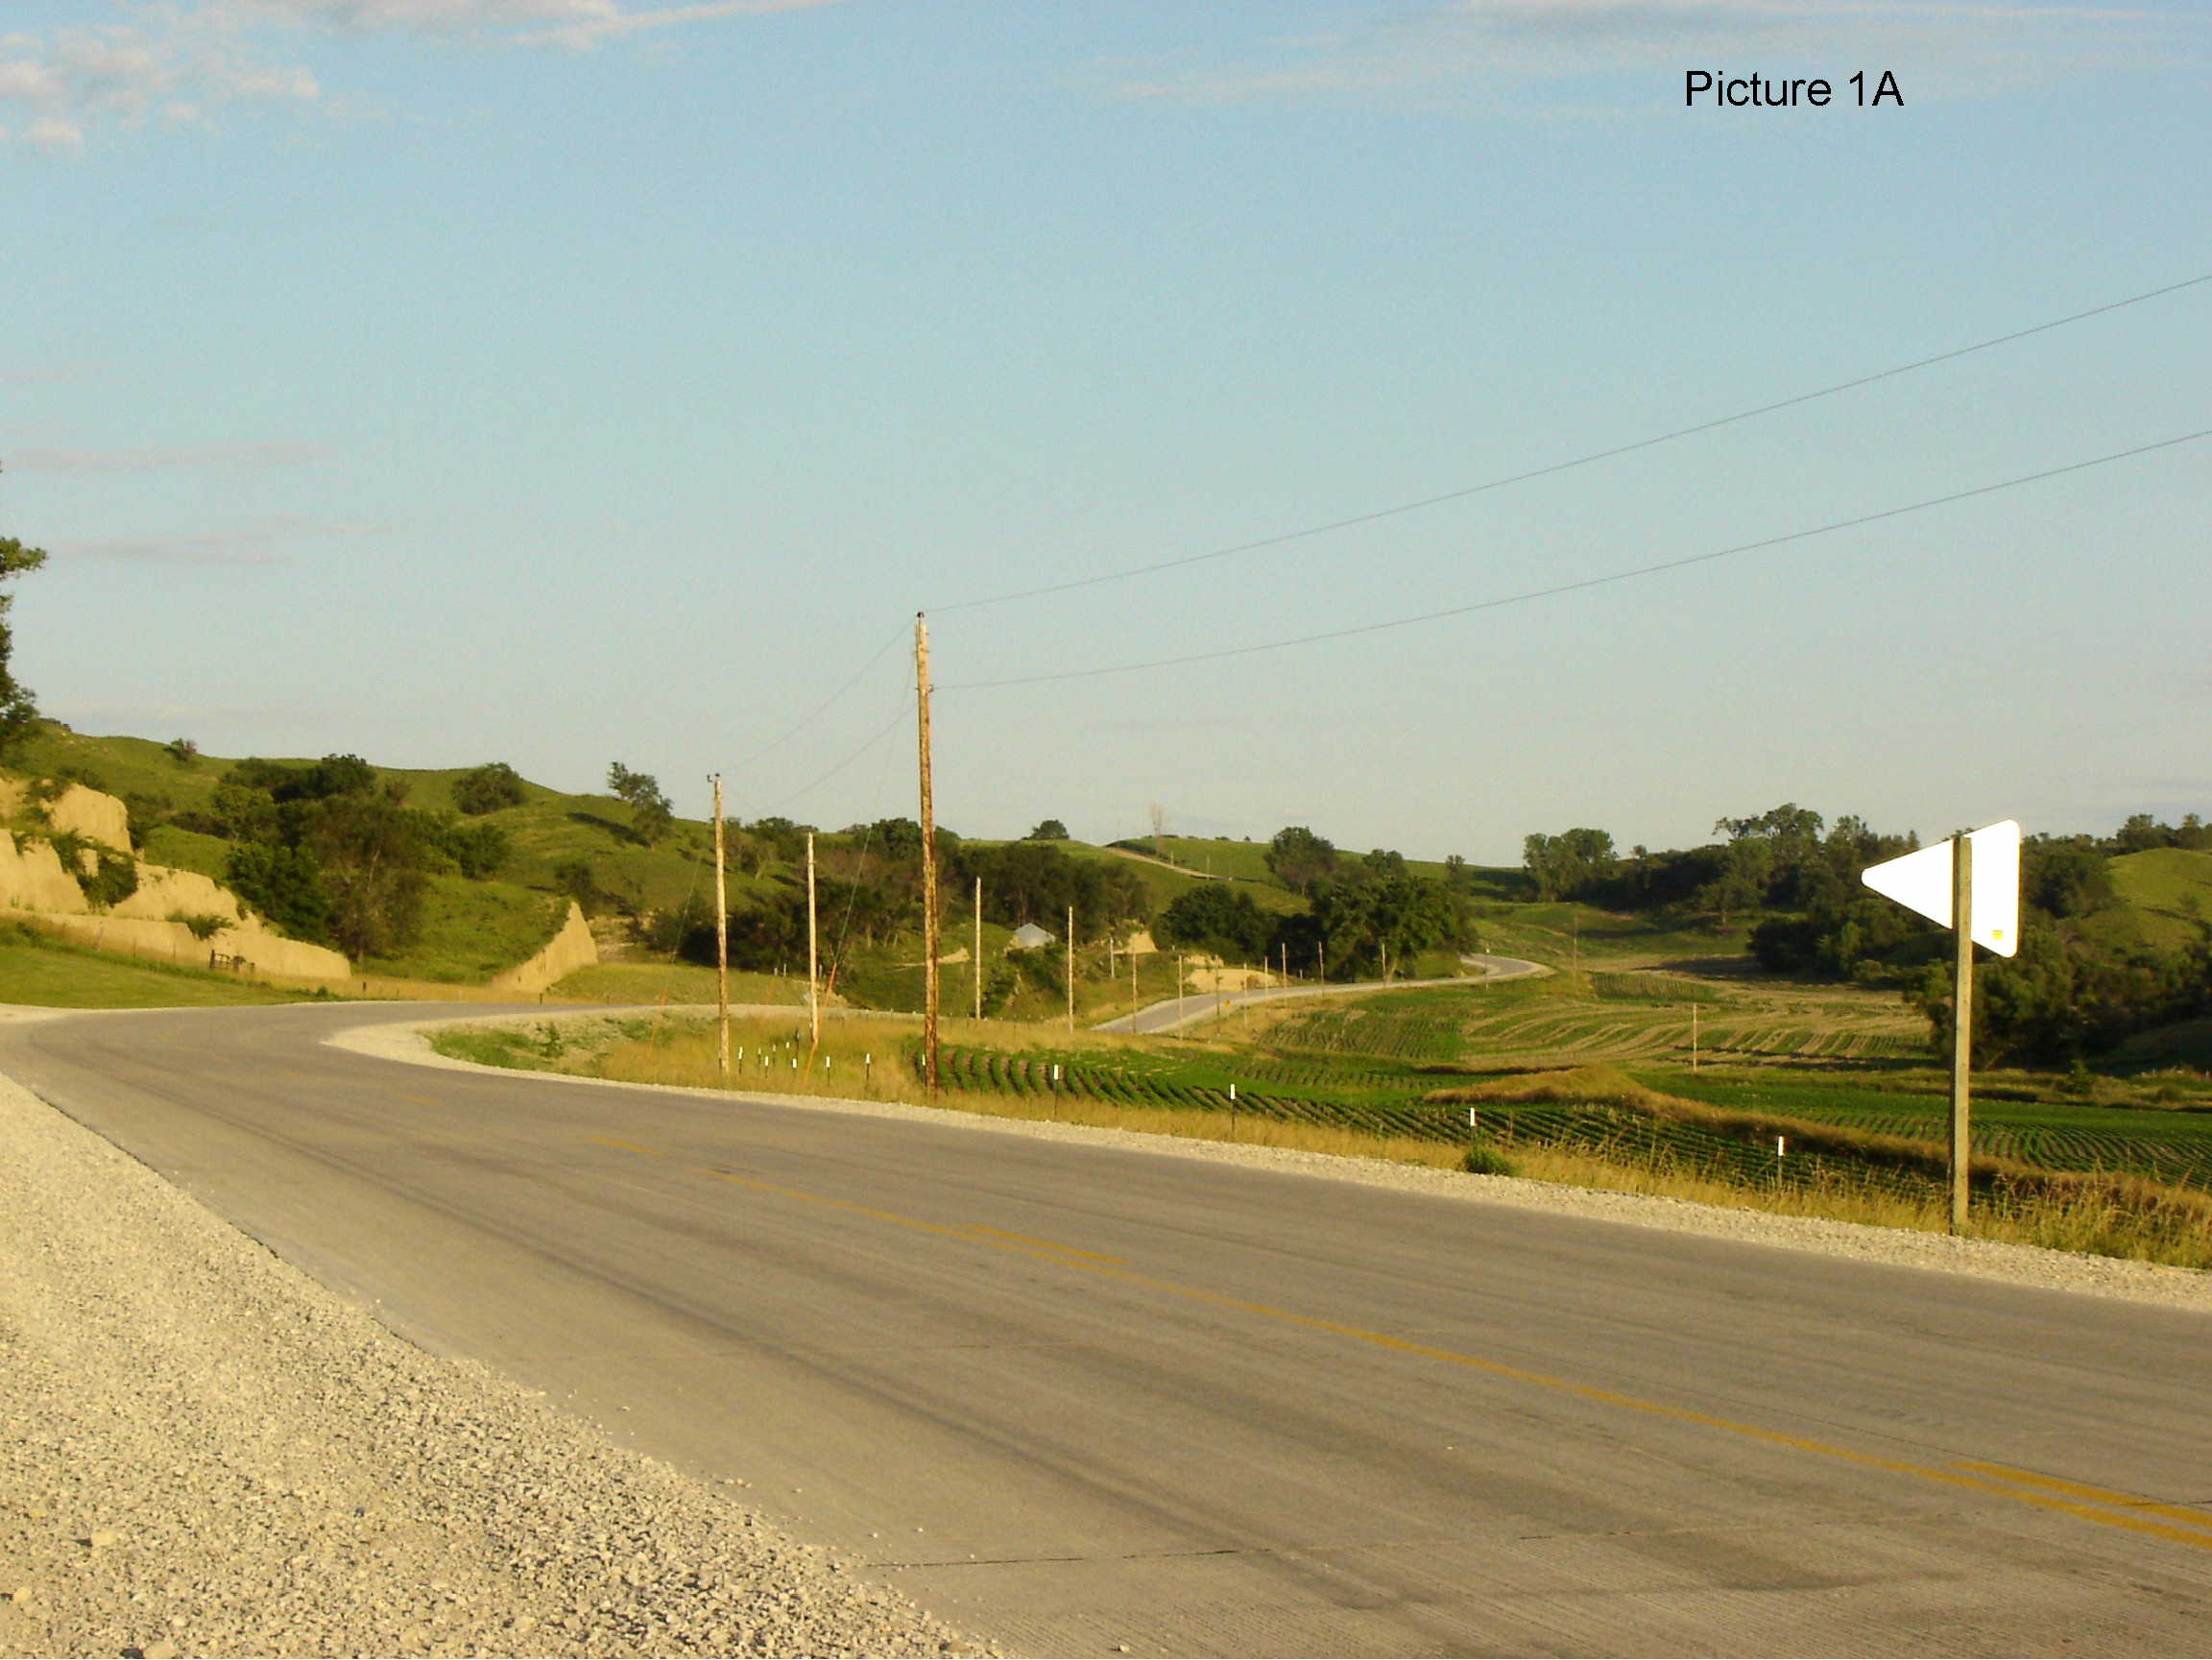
1094,951,1549,1035
6,1001,2212,1658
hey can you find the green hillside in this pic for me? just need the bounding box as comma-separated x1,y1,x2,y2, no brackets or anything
2104,849,2212,953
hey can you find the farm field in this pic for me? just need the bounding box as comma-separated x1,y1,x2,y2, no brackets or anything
1649,1065,2212,1192
1254,973,1925,1070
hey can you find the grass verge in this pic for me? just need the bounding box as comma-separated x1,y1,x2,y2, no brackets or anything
0,924,307,1008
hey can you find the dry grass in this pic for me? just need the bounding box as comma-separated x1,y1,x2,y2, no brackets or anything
1429,1065,2212,1268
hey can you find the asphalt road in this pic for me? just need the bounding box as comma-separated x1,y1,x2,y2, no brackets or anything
1095,954,1550,1035
7,1002,2212,1657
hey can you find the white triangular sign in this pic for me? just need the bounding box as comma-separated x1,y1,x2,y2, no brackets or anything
1861,820,2020,956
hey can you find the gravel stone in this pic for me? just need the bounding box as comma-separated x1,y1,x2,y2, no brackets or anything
0,1063,986,1660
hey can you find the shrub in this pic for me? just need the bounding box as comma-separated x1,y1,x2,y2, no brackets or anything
453,761,526,815
49,832,139,908
165,737,200,766
1460,1142,1518,1177
168,911,230,941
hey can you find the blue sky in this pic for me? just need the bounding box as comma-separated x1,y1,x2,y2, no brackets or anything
3,0,2205,863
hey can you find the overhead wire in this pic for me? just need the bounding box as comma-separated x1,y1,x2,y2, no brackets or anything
939,428,2210,690
930,271,2212,616
773,683,914,810
728,620,909,774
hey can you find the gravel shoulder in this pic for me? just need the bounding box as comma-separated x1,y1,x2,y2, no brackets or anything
0,1031,981,1660
348,1008,2212,1316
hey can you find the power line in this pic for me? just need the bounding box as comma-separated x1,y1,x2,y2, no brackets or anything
941,429,2209,691
932,271,2212,616
773,686,914,809
730,620,908,773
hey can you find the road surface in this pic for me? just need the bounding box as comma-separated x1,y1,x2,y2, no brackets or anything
1095,953,1549,1035
5,1002,2211,1657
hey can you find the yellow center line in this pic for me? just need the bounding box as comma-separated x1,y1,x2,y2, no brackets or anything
595,1136,2212,1555
1954,1461,2212,1534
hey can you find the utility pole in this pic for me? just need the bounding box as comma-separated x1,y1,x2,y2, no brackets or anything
915,613,940,1095
1066,903,1075,1034
712,773,730,1081
1129,932,1138,1014
1949,835,1975,1233
805,830,820,1047
1691,1000,1699,1074
974,877,983,1022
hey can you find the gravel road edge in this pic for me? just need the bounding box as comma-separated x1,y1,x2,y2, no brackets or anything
0,1052,987,1660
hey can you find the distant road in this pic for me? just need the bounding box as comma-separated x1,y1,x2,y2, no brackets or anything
1094,951,1549,1035
11,1000,2212,1656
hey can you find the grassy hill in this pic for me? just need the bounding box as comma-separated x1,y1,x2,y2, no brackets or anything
2104,849,2212,953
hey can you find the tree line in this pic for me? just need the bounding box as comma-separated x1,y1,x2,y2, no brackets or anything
1523,804,2211,1065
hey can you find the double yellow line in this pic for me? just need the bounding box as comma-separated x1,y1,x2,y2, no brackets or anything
587,1134,2212,1555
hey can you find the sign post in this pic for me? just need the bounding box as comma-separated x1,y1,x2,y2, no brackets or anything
1947,834,1974,1231
1863,820,2019,1233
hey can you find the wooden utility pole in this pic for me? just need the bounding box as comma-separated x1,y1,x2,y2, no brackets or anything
1949,835,1975,1233
1066,903,1075,1033
805,830,821,1047
915,614,941,1094
712,774,730,1080
974,877,983,1022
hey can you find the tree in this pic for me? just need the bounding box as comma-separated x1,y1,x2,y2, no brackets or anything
0,533,46,758
607,761,673,846
1523,829,1616,902
1154,885,1271,962
1026,819,1070,841
1265,826,1337,896
452,761,526,814
308,794,428,958
225,842,334,944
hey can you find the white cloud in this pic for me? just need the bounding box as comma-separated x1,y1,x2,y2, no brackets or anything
1117,0,2187,105
0,0,847,148
530,0,847,53
9,441,322,472
0,58,63,101
54,515,382,564
21,115,85,153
